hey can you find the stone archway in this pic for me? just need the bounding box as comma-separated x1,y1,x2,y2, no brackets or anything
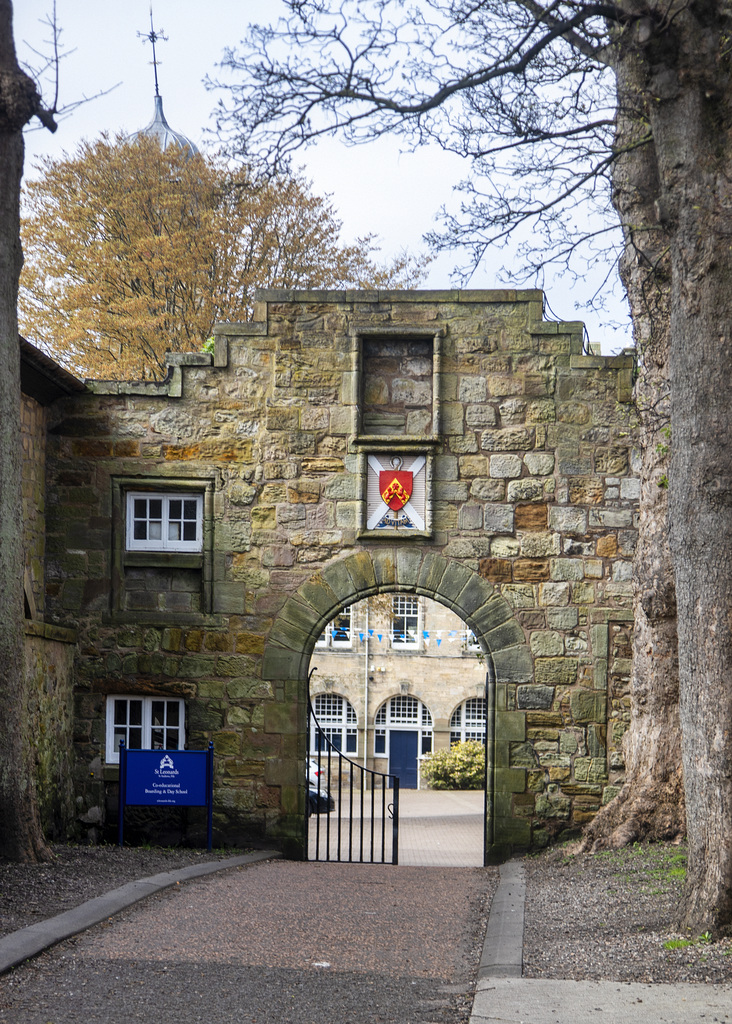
263,548,533,862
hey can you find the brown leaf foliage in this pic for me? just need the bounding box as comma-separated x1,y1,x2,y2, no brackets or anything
20,135,427,380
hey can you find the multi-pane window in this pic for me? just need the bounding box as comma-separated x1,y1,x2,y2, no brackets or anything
126,492,203,552
315,607,353,648
105,696,185,764
450,698,486,745
391,595,420,648
374,695,433,754
310,693,358,755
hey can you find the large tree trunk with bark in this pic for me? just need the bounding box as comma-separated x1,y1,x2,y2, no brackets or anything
620,1,732,936
0,0,51,862
582,24,684,853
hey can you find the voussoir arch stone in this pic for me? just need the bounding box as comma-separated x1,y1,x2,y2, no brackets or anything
262,548,530,683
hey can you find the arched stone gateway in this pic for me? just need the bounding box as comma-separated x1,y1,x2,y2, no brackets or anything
263,549,532,862
40,288,637,853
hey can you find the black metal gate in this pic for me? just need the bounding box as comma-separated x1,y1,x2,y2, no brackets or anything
307,696,399,864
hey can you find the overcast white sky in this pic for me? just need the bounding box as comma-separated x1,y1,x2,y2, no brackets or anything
14,0,631,353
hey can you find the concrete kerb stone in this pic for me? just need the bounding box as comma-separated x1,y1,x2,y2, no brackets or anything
0,850,281,977
478,859,525,981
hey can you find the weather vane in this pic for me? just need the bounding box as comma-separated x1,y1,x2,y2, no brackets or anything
137,6,168,97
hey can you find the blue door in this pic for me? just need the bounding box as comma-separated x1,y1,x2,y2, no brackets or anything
390,730,419,788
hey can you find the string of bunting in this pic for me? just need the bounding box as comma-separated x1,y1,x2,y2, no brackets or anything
325,628,480,648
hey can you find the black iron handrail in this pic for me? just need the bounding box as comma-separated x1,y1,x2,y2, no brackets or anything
307,695,399,865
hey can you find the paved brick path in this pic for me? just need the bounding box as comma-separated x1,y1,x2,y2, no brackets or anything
0,859,496,1024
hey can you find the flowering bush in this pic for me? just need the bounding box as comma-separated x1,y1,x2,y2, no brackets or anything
420,741,485,790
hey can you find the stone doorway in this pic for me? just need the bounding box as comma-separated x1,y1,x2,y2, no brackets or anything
263,548,533,864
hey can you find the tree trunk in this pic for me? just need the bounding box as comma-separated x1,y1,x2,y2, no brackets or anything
582,24,684,852
0,0,51,862
629,2,732,936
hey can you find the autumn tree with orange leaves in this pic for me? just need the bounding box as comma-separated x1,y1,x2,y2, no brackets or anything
20,134,424,380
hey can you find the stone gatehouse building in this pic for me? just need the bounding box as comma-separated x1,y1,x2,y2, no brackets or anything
23,288,637,859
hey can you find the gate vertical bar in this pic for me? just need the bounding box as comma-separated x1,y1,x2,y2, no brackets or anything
391,777,399,865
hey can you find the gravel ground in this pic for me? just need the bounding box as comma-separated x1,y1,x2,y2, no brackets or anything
0,858,493,1024
0,843,243,938
523,840,732,984
3,839,732,991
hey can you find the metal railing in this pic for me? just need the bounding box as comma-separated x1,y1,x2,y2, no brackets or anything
307,697,399,864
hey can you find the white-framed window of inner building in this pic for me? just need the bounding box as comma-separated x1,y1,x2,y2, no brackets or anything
373,695,433,755
315,607,353,648
450,698,486,745
310,693,358,755
391,595,420,648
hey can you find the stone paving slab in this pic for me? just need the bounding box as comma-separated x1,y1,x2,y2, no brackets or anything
470,976,732,1023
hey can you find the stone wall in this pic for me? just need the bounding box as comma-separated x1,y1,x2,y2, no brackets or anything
21,394,46,616
43,289,638,854
21,388,78,838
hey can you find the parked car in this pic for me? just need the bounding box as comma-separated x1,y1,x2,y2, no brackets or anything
307,757,334,815
307,787,335,816
307,757,323,787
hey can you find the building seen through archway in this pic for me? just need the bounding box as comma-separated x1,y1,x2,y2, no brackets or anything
309,595,486,788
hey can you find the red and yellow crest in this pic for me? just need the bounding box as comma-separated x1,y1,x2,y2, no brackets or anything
380,470,413,511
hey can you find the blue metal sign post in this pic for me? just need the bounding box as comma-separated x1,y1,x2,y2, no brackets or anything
118,741,214,850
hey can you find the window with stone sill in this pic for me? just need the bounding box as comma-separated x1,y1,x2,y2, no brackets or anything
105,695,185,765
126,492,203,553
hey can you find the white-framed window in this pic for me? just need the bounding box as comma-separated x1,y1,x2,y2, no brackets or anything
105,695,185,764
315,607,353,648
391,595,420,648
374,695,433,755
126,492,203,553
310,693,358,755
450,698,486,745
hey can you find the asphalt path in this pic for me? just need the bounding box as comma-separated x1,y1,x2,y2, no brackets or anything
0,858,494,1024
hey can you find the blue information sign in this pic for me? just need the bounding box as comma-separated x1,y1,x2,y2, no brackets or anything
118,742,214,850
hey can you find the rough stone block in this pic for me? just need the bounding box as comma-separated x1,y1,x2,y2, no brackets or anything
507,479,545,503
459,504,484,530
490,454,523,478
549,506,587,534
517,685,555,710
520,532,560,557
513,558,550,582
470,478,506,501
570,689,607,724
481,427,534,451
550,558,584,581
479,558,512,583
484,504,515,533
530,631,564,657
492,645,533,683
515,504,548,530
535,657,578,687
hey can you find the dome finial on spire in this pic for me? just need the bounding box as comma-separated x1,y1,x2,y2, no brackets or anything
128,5,199,156
138,5,167,98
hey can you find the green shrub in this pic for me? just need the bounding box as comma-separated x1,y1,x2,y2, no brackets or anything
420,741,485,790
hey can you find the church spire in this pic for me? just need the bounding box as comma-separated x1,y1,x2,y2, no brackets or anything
128,6,199,156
